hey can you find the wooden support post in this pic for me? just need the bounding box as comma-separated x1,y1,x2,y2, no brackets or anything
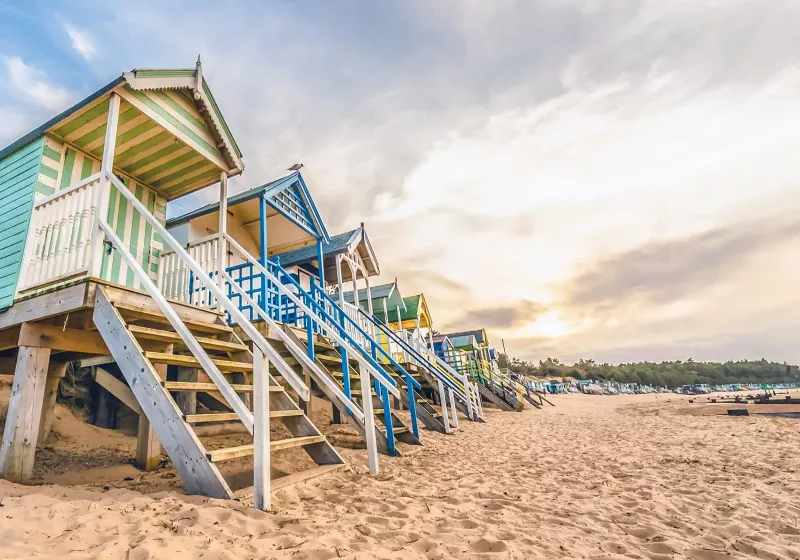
448,388,459,428
253,347,270,511
89,92,121,279
38,361,67,444
0,346,52,483
174,367,198,415
136,345,170,471
218,172,228,296
360,366,379,475
438,379,452,434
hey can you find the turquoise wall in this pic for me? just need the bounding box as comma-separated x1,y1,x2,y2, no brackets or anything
0,137,45,309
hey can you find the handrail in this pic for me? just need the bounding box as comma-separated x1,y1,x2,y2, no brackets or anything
364,309,464,395
98,218,255,432
310,286,421,391
33,171,102,209
106,173,310,403
222,269,366,424
223,232,401,399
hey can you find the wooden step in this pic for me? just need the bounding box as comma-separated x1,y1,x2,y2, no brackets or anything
113,302,232,335
183,409,305,423
393,426,410,435
145,352,253,373
129,325,248,353
206,435,327,462
164,381,283,393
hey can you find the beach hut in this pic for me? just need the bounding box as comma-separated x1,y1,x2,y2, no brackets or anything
0,62,377,509
166,188,423,456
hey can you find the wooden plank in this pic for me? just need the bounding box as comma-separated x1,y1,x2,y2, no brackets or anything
94,367,142,414
163,381,274,392
129,325,247,352
113,302,232,334
136,415,162,471
79,355,115,368
0,327,20,351
206,435,326,462
93,286,233,499
18,323,108,354
0,346,51,483
0,283,88,330
38,361,67,443
185,409,303,423
144,352,252,372
97,282,226,325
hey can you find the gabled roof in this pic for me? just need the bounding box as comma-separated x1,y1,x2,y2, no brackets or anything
166,171,329,241
0,59,244,200
275,225,376,272
343,281,397,304
445,328,489,346
448,334,479,350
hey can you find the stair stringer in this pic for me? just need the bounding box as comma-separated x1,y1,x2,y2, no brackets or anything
416,367,474,419
477,383,515,412
397,384,447,434
280,325,392,455
93,288,233,499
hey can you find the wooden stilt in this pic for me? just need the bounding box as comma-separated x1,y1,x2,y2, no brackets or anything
136,415,161,471
38,361,67,443
135,344,170,471
0,346,52,483
174,367,198,415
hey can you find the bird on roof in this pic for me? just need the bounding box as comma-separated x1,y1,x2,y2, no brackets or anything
287,163,304,171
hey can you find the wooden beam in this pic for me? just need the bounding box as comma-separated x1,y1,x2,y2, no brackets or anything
38,361,67,443
94,368,142,415
0,283,88,331
136,415,161,472
18,323,108,354
0,346,52,483
0,327,21,352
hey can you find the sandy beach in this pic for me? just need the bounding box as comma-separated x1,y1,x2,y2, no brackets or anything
1,392,799,559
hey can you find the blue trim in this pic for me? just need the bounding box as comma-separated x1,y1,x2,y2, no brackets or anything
381,383,396,456
294,173,330,242
316,238,325,287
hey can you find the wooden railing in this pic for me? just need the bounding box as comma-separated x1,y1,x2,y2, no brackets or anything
158,235,219,307
16,173,103,294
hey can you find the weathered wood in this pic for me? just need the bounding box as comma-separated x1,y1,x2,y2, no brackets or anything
0,283,88,330
18,323,108,354
0,327,21,352
136,414,162,471
94,367,142,415
95,283,226,326
164,381,265,392
0,346,52,482
93,287,233,498
174,367,198,415
207,436,327,462
114,303,232,335
38,361,67,443
252,347,269,511
477,384,515,411
129,325,247,352
144,352,253,373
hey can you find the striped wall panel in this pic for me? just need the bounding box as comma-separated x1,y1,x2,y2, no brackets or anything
36,134,167,291
0,137,45,308
98,177,167,290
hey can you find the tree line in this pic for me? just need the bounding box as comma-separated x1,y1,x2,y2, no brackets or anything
498,355,800,388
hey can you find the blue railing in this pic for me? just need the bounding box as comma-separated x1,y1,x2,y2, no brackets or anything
218,257,423,452
365,310,466,396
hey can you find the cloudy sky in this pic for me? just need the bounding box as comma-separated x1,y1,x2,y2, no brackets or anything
2,0,800,364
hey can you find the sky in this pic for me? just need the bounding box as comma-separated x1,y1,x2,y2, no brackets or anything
2,0,800,364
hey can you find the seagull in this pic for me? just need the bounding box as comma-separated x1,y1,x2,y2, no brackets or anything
287,163,304,171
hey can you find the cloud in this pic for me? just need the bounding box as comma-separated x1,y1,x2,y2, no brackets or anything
64,23,96,59
448,300,548,330
564,214,800,310
2,56,71,111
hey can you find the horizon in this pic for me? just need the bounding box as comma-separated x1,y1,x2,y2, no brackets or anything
2,1,799,363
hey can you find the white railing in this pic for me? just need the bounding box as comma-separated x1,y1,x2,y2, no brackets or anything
16,173,103,293
159,235,219,307
341,300,375,348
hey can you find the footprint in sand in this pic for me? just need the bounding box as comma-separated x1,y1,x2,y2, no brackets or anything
469,538,508,553
459,519,480,529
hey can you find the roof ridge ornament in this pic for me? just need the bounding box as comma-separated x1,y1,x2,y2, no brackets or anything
194,55,203,100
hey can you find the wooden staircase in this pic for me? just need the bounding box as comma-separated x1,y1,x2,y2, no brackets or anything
277,325,429,452
92,287,346,499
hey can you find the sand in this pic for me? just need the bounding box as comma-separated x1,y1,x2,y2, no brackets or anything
1,392,800,559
